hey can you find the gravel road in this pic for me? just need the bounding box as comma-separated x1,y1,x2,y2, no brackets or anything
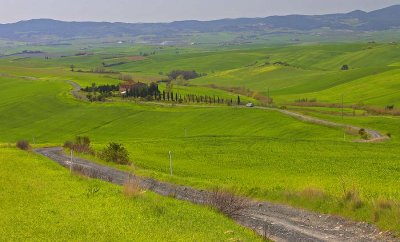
35,147,397,242
67,81,388,142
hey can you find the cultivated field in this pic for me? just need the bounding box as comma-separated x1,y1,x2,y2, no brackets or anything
1,41,400,235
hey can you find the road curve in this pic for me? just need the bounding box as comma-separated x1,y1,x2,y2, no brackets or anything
66,81,388,142
67,80,86,100
35,147,397,242
257,107,388,142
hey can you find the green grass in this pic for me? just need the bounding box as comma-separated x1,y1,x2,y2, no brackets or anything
289,106,400,142
2,41,400,235
0,147,261,241
0,76,348,143
4,42,400,107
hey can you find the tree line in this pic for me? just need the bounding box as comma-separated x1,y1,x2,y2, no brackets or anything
82,83,120,102
82,81,243,105
167,70,202,80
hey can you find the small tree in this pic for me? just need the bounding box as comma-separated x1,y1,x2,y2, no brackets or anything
100,143,130,165
65,136,93,154
16,140,30,150
70,64,75,72
237,96,241,105
341,65,349,71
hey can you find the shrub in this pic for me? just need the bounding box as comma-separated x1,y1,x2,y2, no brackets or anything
16,140,30,150
386,105,395,110
206,188,250,217
63,140,73,149
66,136,94,154
167,70,200,80
100,142,130,165
358,128,370,140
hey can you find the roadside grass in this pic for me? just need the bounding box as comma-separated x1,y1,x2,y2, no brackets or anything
0,147,261,241
71,136,400,234
288,107,400,143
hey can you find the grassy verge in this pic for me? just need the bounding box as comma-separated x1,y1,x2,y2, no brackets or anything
69,137,400,235
0,147,261,241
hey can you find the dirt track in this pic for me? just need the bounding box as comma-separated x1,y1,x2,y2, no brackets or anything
35,147,397,242
67,81,388,142
264,107,388,142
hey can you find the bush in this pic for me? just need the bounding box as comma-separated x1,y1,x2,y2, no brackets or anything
64,136,94,154
63,140,73,149
358,129,371,140
100,142,130,165
16,140,30,150
206,188,250,217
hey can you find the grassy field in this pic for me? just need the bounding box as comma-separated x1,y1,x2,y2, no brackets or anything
0,147,261,241
3,42,400,107
1,41,400,235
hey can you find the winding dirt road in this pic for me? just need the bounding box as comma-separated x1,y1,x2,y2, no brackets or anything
262,107,387,142
35,147,397,242
67,81,388,142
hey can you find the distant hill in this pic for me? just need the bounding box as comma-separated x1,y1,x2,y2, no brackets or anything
1,5,400,42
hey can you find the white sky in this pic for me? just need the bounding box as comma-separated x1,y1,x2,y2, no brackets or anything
1,0,400,23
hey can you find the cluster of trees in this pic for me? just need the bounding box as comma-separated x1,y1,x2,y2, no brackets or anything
124,82,160,99
82,83,120,102
82,81,244,106
140,51,156,57
121,81,241,105
153,91,241,105
295,98,317,103
82,84,119,93
167,70,202,80
102,62,127,68
64,136,131,165
69,64,119,74
386,104,395,110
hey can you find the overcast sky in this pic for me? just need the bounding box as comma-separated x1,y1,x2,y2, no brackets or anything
1,0,400,24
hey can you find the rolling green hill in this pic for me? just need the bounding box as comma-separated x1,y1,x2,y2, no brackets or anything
0,147,260,241
1,41,400,234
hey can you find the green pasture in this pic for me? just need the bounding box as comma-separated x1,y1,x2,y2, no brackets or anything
1,41,400,234
0,147,260,241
